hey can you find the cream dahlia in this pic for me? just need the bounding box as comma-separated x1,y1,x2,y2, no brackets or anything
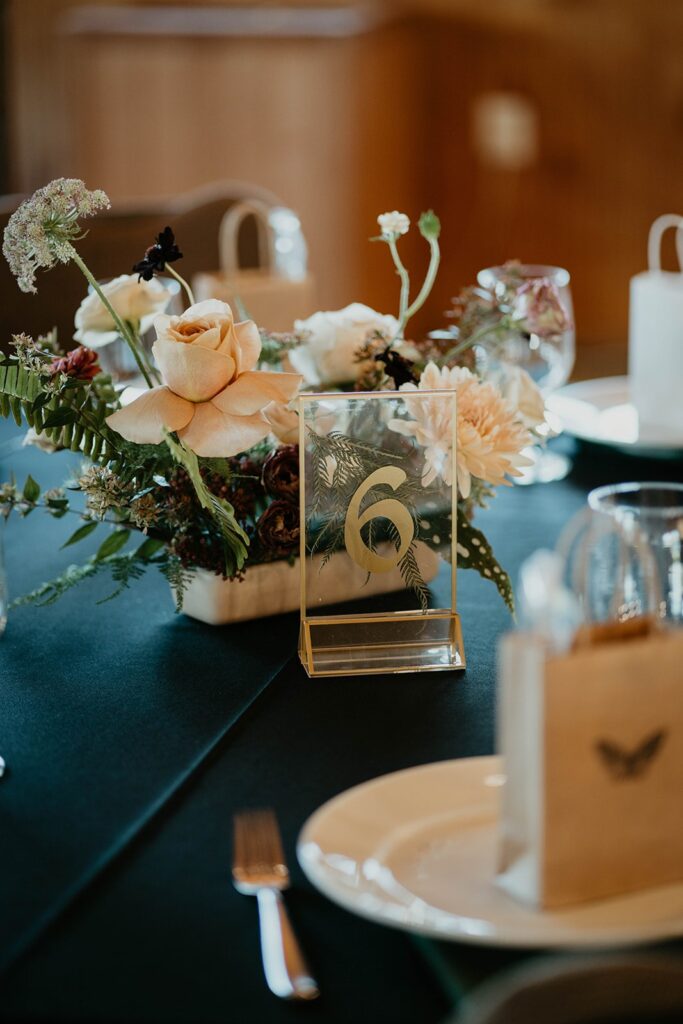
389,361,532,497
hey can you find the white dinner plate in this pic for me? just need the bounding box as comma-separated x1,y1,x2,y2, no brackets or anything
546,376,683,458
297,756,683,949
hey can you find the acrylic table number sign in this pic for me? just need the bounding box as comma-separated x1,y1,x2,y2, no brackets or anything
298,390,465,677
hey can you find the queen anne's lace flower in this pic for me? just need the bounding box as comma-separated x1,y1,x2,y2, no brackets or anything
3,178,110,294
377,211,410,237
389,362,532,497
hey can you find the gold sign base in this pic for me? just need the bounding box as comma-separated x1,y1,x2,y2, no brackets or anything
299,610,465,678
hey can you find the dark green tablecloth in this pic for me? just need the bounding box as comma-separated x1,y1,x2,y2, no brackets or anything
1,420,681,1024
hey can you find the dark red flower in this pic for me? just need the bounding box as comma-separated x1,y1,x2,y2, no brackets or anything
50,346,100,381
262,445,299,502
256,499,299,556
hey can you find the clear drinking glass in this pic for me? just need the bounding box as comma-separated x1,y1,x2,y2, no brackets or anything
584,482,683,624
476,264,575,483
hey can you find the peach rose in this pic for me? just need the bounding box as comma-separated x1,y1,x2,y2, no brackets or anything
106,299,301,457
265,401,300,445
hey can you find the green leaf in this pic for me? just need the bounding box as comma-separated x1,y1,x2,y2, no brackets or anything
31,392,51,411
164,432,249,573
22,475,40,502
62,519,98,549
136,537,166,560
95,529,130,561
42,406,78,429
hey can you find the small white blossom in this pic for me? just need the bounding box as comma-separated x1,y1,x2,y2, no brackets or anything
3,178,110,294
377,211,410,237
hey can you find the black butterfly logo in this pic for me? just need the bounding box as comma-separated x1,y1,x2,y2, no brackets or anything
595,729,668,781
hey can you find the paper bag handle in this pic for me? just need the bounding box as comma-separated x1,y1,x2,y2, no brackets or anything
218,201,309,281
647,213,683,272
219,200,276,275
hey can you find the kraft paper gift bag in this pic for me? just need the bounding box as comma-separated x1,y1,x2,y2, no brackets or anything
497,624,683,909
193,200,315,332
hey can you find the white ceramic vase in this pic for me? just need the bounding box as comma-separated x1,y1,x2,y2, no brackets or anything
176,543,441,625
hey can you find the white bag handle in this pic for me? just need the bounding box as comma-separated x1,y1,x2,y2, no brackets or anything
647,213,683,272
219,200,276,276
218,201,309,281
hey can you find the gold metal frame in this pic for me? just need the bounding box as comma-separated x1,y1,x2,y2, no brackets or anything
298,389,465,677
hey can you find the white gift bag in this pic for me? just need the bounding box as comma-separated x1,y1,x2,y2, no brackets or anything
193,200,316,332
497,621,683,909
629,214,683,437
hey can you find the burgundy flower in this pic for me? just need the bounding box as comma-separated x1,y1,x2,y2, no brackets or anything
256,499,299,556
50,345,100,381
261,445,299,502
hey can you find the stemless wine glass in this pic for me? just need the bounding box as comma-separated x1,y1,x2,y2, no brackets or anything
584,482,683,624
477,264,575,483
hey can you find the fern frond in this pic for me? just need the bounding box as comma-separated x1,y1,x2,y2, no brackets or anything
397,543,430,612
11,560,103,607
96,553,147,604
159,555,194,611
0,362,42,404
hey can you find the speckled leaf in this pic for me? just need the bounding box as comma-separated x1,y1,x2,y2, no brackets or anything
457,509,514,613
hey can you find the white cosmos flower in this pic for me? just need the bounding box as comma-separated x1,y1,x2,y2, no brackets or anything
377,211,410,237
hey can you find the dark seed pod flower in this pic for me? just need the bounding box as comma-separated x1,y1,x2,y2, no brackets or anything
374,345,417,388
133,226,183,281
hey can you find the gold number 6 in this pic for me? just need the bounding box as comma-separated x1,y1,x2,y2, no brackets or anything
344,466,414,574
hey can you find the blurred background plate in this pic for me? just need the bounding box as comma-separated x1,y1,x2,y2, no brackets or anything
547,376,683,459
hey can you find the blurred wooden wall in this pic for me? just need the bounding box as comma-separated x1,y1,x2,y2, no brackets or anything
5,0,683,354
5,0,420,316
423,0,683,348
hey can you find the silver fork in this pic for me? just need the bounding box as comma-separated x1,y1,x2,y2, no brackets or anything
233,808,320,1001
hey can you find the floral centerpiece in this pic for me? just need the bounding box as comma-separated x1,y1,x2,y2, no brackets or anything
0,181,546,616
